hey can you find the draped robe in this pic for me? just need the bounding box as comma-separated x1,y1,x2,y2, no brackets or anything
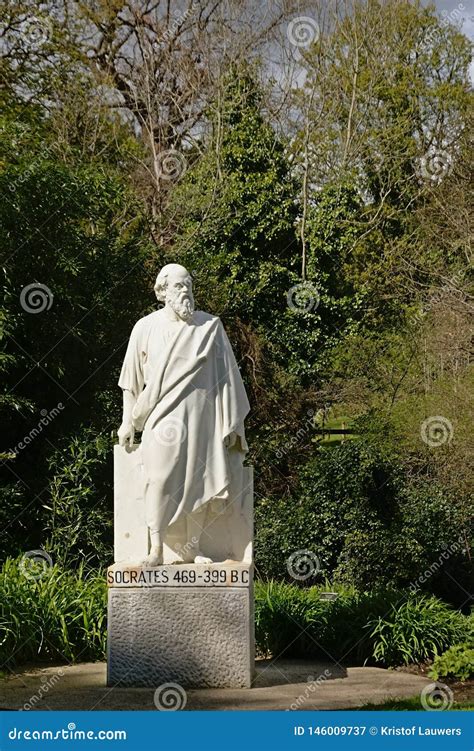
118,309,249,531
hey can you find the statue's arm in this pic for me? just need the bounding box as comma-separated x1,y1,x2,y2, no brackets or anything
117,320,145,447
118,389,136,447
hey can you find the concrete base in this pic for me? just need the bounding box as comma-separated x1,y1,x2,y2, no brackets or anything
107,584,254,689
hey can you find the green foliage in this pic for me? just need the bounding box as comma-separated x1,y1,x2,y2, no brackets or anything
255,581,471,667
0,482,33,559
369,597,470,666
170,70,299,329
306,184,372,332
0,107,156,556
44,428,114,567
428,643,474,682
168,68,309,390
0,558,107,667
0,2,471,627
255,439,471,604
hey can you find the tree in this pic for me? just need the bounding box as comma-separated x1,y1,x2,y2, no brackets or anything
0,102,156,556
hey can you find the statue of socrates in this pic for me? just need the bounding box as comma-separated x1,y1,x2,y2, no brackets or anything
118,264,249,565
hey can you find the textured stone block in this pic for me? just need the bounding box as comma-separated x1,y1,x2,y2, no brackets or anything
107,586,254,688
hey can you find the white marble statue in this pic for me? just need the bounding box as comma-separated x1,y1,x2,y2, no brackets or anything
117,264,250,566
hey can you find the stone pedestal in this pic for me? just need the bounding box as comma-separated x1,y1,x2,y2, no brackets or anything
107,564,254,688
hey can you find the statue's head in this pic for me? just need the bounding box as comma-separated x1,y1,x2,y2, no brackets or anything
154,264,194,321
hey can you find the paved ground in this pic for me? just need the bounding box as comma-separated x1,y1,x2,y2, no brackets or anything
0,660,432,711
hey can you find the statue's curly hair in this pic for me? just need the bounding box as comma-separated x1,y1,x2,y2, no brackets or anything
153,263,190,302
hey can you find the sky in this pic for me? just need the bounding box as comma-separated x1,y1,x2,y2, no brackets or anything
435,0,474,37
436,0,474,31
435,0,474,78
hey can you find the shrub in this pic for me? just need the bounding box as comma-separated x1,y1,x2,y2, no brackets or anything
0,558,107,667
428,644,474,682
255,440,471,605
255,581,471,667
43,428,114,568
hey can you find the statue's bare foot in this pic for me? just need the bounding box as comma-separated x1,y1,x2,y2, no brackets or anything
143,545,163,567
194,554,213,564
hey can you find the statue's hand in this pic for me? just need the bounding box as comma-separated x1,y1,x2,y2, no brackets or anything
118,421,135,447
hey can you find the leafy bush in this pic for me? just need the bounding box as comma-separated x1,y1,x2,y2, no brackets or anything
0,558,107,667
43,428,114,568
255,440,472,605
255,581,471,667
428,644,474,682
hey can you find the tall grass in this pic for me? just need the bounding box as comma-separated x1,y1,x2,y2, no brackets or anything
0,558,107,668
369,597,472,666
255,580,472,667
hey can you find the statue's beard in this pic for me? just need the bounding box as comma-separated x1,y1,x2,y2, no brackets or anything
167,291,194,321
